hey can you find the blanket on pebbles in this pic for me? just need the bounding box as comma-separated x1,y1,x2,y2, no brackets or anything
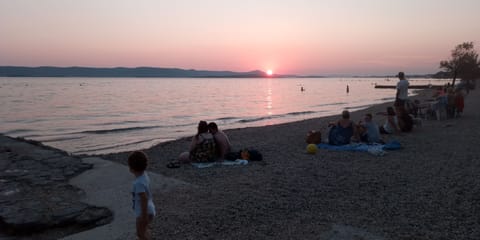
191,159,249,168
316,141,402,156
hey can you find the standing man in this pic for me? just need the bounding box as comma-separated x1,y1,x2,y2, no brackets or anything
395,72,409,110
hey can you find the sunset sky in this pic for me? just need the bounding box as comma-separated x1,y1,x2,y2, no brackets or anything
1,0,479,75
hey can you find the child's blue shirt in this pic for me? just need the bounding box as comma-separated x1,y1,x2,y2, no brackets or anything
132,172,156,217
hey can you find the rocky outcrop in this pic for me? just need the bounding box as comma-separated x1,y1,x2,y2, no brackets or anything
0,136,113,237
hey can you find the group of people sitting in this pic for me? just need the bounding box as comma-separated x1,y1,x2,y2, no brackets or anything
327,105,414,146
328,83,469,147
166,121,232,168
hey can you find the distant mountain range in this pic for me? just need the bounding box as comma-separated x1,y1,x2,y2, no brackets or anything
0,66,448,79
0,66,270,78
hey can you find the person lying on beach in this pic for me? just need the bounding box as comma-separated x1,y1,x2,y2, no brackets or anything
208,122,232,160
379,106,400,134
328,110,355,145
357,113,382,143
128,151,156,240
168,121,216,168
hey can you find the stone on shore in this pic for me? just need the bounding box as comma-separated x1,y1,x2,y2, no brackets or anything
0,136,113,237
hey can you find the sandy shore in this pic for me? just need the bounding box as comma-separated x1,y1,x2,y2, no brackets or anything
99,87,479,239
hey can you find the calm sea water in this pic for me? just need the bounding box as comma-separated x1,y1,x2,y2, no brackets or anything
0,77,445,155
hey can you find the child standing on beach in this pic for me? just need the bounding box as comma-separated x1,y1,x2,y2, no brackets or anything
128,151,156,240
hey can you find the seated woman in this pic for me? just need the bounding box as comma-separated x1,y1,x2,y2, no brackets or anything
168,121,216,168
379,107,399,134
328,110,355,145
190,121,216,162
358,113,382,143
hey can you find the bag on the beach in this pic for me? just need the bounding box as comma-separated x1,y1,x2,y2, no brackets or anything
247,149,263,161
224,151,240,161
225,148,263,161
305,130,322,144
234,148,263,161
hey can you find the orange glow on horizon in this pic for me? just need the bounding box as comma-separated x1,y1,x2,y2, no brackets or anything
266,69,273,76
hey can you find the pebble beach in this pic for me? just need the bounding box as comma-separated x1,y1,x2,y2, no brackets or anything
100,87,480,239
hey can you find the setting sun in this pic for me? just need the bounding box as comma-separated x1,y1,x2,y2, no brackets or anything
266,69,273,76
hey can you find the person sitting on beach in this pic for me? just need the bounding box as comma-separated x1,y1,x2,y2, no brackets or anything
430,89,449,120
358,113,382,143
169,121,216,167
379,107,399,134
208,122,232,160
328,110,355,145
405,99,420,118
396,107,413,132
186,121,216,162
128,151,156,240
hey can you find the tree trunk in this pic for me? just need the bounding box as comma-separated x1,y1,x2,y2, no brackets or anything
452,71,457,87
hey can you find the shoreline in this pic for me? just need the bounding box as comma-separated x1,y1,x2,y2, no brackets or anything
1,77,447,156
98,89,431,162
94,87,435,157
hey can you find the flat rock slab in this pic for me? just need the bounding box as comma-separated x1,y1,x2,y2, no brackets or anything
0,135,112,237
61,157,190,240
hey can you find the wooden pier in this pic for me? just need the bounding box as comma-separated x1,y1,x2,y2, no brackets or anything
374,84,443,89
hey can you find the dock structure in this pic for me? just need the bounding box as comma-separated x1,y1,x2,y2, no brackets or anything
374,84,443,89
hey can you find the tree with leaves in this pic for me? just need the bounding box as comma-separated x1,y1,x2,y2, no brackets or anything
440,42,480,87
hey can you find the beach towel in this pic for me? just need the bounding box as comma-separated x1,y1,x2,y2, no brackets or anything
316,141,402,156
382,140,402,150
191,159,249,168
